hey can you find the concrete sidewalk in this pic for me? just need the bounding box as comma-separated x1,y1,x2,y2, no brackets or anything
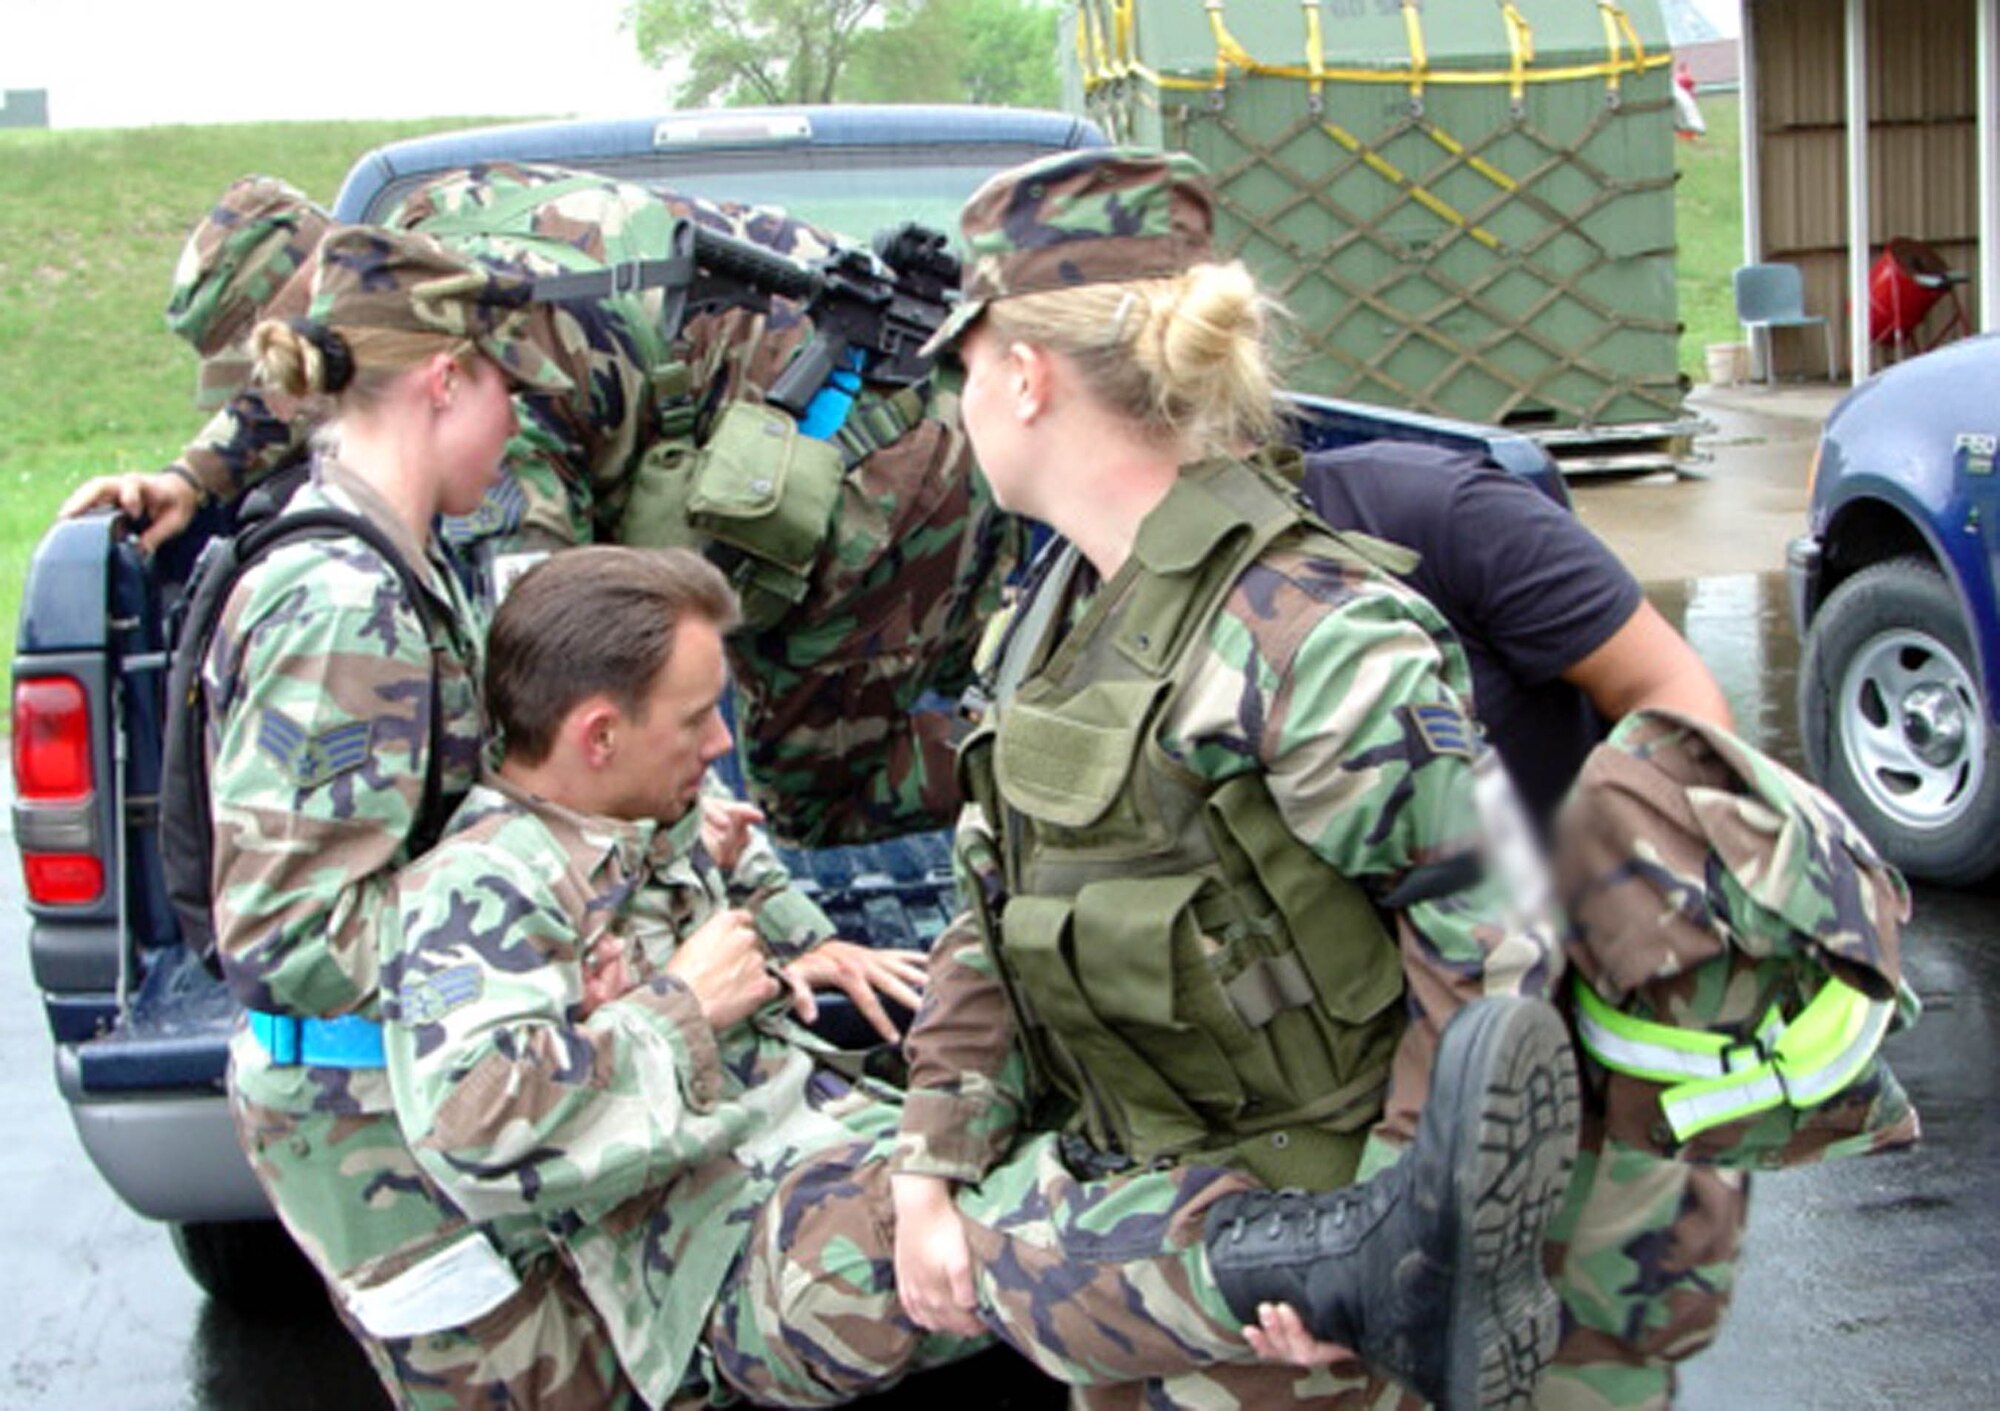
1567,381,1844,585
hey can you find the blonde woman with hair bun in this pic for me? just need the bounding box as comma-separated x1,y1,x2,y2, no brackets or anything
877,146,1581,1410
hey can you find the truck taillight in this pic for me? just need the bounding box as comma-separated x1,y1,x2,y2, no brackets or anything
22,853,105,904
12,675,104,905
14,677,93,799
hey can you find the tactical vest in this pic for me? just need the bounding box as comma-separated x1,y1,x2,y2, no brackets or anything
958,454,1410,1190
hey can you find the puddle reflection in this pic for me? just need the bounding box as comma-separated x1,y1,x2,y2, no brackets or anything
1646,572,1803,771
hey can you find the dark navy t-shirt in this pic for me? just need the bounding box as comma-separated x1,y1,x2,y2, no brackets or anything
1300,442,1644,829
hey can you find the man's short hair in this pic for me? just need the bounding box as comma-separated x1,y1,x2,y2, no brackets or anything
487,546,739,765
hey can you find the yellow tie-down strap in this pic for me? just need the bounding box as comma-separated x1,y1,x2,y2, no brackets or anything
1572,974,1897,1142
1076,0,1670,99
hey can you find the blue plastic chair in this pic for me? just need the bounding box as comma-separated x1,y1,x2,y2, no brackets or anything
1733,263,1836,384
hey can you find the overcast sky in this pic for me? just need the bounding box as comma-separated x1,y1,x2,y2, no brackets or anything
5,0,671,129
6,0,1741,132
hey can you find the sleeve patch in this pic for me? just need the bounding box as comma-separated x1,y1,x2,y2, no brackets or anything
256,711,376,788
396,963,486,1026
1406,703,1475,761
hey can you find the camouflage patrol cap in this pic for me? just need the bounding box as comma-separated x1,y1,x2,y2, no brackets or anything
166,176,332,407
308,226,572,394
921,146,1215,355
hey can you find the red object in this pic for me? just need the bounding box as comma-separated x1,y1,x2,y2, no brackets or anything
1868,238,1970,359
12,675,104,906
23,854,105,905
1676,61,1697,95
14,676,92,799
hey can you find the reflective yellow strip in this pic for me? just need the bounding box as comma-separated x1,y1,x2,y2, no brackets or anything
1659,1069,1788,1139
1773,980,1895,1108
1302,1,1326,108
1578,974,1894,1142
1501,3,1534,105
1402,0,1429,103
1572,979,1731,1084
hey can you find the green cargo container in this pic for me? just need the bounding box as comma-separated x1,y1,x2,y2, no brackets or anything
1064,0,1685,444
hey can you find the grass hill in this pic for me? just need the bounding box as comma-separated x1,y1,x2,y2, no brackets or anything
0,100,1745,674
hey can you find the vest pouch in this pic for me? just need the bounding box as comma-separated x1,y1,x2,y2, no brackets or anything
994,678,1169,839
998,892,1211,1160
684,401,844,626
1198,775,1404,1117
1070,874,1249,1125
615,436,703,552
1066,872,1383,1192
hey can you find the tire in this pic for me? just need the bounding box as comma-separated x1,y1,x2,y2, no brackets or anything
169,1219,326,1314
1798,557,2000,886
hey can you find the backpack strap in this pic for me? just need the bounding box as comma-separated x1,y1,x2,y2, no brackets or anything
163,507,452,976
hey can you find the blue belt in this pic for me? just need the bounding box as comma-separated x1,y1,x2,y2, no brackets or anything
246,1010,386,1068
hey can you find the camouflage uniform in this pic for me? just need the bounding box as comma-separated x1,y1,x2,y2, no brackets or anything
382,771,1421,1409
1538,710,1919,1410
852,147,1570,1409
207,230,630,1408
382,776,978,1406
166,163,1015,844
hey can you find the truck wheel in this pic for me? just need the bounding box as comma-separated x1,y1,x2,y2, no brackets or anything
1799,558,2000,886
170,1219,325,1313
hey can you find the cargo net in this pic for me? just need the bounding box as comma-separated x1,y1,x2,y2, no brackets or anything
1075,0,1684,432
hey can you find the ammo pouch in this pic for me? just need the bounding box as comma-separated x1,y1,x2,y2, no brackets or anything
1555,708,1920,1169
631,399,843,631
982,733,1404,1191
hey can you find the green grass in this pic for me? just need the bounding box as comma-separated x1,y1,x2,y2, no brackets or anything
1674,92,1747,381
0,104,1748,683
0,117,513,679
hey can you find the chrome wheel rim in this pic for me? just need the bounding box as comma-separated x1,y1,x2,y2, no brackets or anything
1836,627,1986,830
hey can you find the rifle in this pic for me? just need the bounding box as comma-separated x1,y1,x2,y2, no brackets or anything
528,217,961,434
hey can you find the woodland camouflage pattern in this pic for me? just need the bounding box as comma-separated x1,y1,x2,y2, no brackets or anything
165,174,330,407
1538,1137,1748,1411
383,779,1420,1408
924,145,1215,351
1555,708,1920,1169
713,1127,1421,1409
205,462,631,1404
898,457,1564,1195
383,778,891,1405
167,161,1012,843
309,225,573,395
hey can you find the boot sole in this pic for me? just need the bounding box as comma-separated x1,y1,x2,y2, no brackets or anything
1442,997,1580,1411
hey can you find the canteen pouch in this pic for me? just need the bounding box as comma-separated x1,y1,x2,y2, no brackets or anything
688,401,842,574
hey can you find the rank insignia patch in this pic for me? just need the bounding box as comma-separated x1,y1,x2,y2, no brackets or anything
257,711,375,788
396,964,485,1026
1406,702,1475,761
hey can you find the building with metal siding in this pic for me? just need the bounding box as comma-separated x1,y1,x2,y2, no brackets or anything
1742,0,1999,379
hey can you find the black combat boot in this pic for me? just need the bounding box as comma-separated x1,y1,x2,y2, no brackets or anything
1202,995,1579,1411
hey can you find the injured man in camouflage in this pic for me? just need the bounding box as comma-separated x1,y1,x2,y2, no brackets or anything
380,546,1579,1411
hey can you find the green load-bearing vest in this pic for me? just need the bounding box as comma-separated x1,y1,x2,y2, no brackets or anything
958,453,1413,1191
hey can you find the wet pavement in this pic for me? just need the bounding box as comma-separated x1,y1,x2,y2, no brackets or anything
6,387,1998,1407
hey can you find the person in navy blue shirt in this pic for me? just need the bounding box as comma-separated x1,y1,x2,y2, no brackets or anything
1301,441,1732,830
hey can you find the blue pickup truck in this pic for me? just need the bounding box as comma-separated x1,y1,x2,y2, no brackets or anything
1790,331,2000,886
12,103,1566,1308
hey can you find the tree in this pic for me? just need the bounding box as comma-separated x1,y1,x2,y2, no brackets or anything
630,0,905,107
628,0,1061,109
844,0,1061,108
